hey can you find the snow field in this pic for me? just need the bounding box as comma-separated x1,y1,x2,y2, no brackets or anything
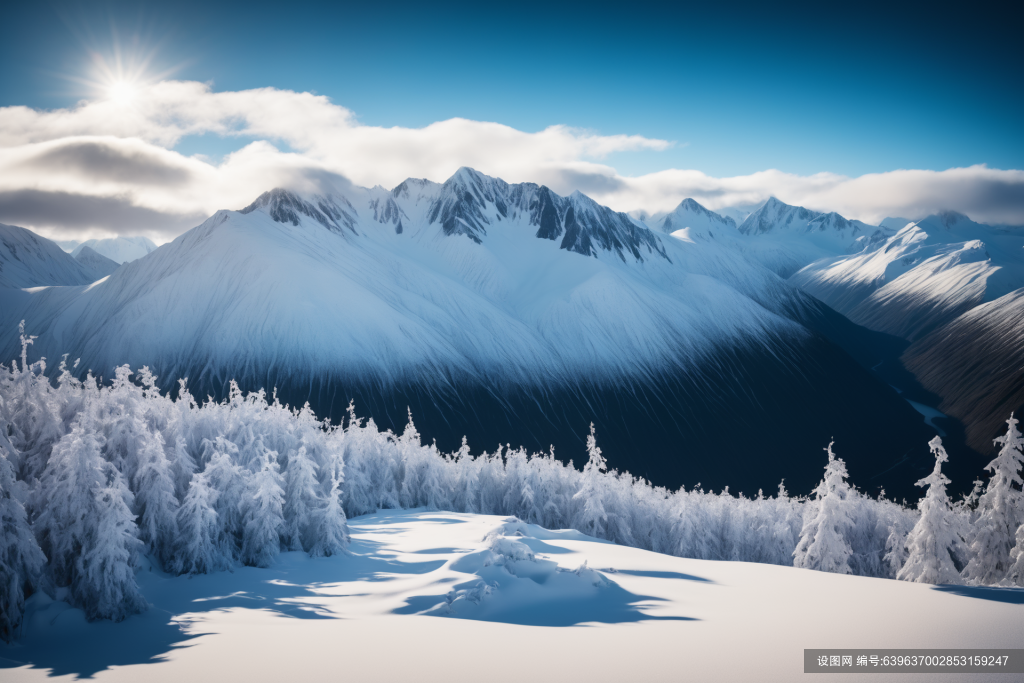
3,510,1021,683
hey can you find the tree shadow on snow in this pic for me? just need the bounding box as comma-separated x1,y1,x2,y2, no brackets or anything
931,585,1024,604
396,581,699,627
0,541,444,679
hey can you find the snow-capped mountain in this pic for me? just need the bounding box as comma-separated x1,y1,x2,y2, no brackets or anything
0,223,101,289
0,169,935,496
737,196,823,236
903,287,1024,452
72,245,120,280
70,235,158,264
791,212,1024,341
732,198,891,277
647,198,737,240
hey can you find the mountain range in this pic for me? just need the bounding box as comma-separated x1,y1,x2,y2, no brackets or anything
1,168,1019,498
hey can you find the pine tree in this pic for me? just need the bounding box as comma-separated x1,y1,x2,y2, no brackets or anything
35,418,146,621
283,446,321,551
201,438,247,558
172,469,233,575
240,448,285,568
308,464,349,558
572,424,609,538
897,437,963,584
883,523,909,577
76,478,149,620
0,439,45,642
133,427,180,567
1006,523,1024,587
793,441,855,574
962,414,1024,584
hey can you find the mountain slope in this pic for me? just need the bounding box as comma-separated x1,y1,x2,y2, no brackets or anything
732,198,890,277
791,213,1024,341
0,223,100,289
902,287,1024,452
0,170,936,497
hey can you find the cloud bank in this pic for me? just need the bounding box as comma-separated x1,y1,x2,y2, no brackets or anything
1,80,1022,241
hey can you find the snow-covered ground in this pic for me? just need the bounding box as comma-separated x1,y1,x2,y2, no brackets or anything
3,510,1020,683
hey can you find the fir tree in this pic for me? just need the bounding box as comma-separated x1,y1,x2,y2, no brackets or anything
240,447,285,568
35,418,146,621
572,424,609,538
962,414,1024,584
793,441,854,574
1006,523,1024,587
283,446,321,551
897,437,963,584
308,464,349,558
172,469,233,575
0,438,45,642
132,427,180,567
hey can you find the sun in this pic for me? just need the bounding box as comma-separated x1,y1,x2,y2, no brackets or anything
107,80,138,105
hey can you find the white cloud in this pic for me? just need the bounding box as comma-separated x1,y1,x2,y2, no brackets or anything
1,79,1022,241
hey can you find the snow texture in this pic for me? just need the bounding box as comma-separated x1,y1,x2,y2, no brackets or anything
1,510,1021,683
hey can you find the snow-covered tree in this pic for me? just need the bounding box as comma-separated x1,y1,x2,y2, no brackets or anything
172,469,233,575
1006,523,1024,587
35,418,146,621
308,463,349,558
283,445,321,551
201,438,248,557
132,427,180,567
240,447,285,568
883,523,909,577
962,414,1024,584
793,442,855,574
0,333,961,635
572,424,609,538
0,437,45,642
897,437,963,584
2,323,64,486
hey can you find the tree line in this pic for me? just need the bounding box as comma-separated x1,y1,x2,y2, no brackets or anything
2,324,1022,641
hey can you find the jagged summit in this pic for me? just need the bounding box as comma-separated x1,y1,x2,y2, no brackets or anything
656,198,737,236
240,188,358,234
224,170,667,263
738,197,822,235
391,177,441,200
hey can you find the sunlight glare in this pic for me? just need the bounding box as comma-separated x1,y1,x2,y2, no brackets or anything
107,80,137,104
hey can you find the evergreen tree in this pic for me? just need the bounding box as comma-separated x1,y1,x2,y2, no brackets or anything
35,418,146,621
962,414,1024,584
0,439,45,642
132,427,180,567
897,437,963,584
793,441,854,574
572,424,609,538
1006,523,1024,587
172,469,233,575
201,438,248,558
240,447,285,568
308,464,349,558
283,446,321,551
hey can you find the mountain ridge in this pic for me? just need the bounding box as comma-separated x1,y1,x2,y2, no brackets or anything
0,168,939,497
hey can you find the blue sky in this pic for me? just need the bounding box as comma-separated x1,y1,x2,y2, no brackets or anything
3,0,1021,178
